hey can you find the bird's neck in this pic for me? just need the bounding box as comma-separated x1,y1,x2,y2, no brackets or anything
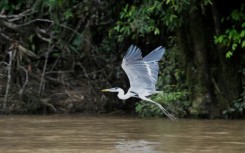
117,88,131,100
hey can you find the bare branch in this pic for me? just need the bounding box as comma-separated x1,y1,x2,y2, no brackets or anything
0,20,18,29
0,9,32,21
39,30,54,96
1,18,82,37
38,51,49,96
17,18,54,28
40,98,57,112
0,32,13,41
35,28,51,43
18,66,29,96
0,61,9,67
3,50,13,110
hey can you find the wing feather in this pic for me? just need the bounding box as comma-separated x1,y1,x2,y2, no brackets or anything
123,45,142,61
143,46,165,61
122,45,165,96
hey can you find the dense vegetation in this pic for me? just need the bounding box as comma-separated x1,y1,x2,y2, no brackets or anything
0,0,244,119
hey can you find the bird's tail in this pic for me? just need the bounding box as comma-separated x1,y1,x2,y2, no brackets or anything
139,95,176,121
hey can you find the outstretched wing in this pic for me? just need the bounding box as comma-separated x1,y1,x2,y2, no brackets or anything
122,45,165,95
123,45,142,61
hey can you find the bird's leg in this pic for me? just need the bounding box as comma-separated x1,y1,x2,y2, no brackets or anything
139,95,176,121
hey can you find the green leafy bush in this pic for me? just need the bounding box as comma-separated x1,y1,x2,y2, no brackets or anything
214,4,245,58
222,88,245,119
136,86,190,118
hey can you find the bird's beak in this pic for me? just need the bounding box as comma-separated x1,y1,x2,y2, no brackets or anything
102,89,109,92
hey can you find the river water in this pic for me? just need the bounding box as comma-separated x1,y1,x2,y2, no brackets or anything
0,115,244,153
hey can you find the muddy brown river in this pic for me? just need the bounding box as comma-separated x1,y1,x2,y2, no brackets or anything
0,115,244,153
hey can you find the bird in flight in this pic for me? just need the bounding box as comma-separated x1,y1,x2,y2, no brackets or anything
102,45,175,120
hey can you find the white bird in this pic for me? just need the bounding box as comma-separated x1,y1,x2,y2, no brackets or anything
102,45,175,120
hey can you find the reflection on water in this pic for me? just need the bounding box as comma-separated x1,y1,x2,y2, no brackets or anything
116,139,159,153
0,115,244,153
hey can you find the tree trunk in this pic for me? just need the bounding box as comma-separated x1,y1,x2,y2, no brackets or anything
187,9,212,117
210,2,241,118
177,4,213,118
177,2,241,118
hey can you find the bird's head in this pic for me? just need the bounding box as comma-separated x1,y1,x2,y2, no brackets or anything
102,87,121,93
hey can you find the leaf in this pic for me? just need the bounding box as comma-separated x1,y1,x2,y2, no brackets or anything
117,35,124,42
203,0,213,5
64,9,73,19
114,25,120,32
123,4,129,13
231,10,240,21
166,0,171,5
120,12,125,19
214,35,225,44
240,30,245,37
222,110,228,115
217,35,224,43
242,40,245,48
226,51,233,58
242,22,245,28
232,43,237,51
154,28,160,35
239,107,244,113
230,108,235,112
148,6,155,12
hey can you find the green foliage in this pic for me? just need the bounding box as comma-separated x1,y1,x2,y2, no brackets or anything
43,0,65,8
110,1,162,42
222,99,245,119
162,0,191,31
213,4,245,119
222,85,245,119
0,0,27,11
214,4,245,58
110,0,195,42
136,86,190,117
0,0,12,10
64,9,73,19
